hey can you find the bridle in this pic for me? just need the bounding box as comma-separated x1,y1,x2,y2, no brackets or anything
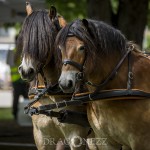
62,42,134,93
63,59,86,81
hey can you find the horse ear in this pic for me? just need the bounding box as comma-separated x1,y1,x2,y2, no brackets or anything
26,1,33,16
58,16,67,27
82,19,95,39
49,6,57,20
82,19,89,29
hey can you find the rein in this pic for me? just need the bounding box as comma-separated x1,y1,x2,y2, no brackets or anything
24,84,60,114
27,89,150,115
25,85,90,127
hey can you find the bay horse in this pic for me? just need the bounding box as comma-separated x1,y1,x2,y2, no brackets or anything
18,3,92,150
56,19,150,150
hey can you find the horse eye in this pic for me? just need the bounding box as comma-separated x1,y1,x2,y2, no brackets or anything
79,46,85,51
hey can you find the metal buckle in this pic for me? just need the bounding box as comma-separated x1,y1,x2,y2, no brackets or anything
76,72,84,81
128,44,134,51
128,71,133,80
24,107,39,116
89,94,93,100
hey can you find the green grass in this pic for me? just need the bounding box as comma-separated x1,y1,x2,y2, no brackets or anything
0,108,13,120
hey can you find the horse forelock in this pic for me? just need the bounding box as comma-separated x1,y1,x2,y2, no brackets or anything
17,9,58,63
56,19,127,72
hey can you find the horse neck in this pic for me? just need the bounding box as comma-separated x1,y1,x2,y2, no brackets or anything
87,53,129,92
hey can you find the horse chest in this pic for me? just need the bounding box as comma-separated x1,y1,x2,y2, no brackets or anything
87,101,128,141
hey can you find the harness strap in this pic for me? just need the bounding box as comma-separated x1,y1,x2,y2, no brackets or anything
27,108,90,127
63,59,84,72
24,87,49,114
57,109,90,127
94,47,133,93
26,89,150,126
25,84,72,114
33,89,150,113
127,51,133,90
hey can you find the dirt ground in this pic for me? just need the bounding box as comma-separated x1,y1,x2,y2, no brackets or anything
0,120,36,150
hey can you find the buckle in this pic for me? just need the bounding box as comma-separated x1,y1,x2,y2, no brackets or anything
76,72,84,81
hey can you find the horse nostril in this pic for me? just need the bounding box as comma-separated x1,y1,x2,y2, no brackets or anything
68,80,73,88
28,68,34,75
18,66,22,72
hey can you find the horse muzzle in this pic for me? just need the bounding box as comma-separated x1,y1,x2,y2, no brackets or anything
58,71,77,93
18,66,35,82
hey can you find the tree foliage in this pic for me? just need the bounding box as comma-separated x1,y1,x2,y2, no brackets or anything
46,0,150,48
88,0,149,47
46,0,87,21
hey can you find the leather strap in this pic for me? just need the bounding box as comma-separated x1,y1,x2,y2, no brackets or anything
27,108,90,127
94,47,132,92
34,89,150,113
127,51,133,90
63,59,84,72
26,84,72,114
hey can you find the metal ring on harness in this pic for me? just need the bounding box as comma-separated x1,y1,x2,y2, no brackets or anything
55,102,59,109
128,44,134,51
63,100,68,107
128,72,133,80
76,72,84,81
89,94,93,100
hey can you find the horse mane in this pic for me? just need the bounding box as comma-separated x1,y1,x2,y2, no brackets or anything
56,19,128,70
17,9,59,63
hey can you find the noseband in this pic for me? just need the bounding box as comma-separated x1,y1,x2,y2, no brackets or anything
63,59,86,81
63,59,83,72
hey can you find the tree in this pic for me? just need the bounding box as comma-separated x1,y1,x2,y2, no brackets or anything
87,0,112,24
87,0,149,47
46,0,87,22
46,0,149,47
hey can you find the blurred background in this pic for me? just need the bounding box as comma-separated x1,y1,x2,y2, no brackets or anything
0,0,150,150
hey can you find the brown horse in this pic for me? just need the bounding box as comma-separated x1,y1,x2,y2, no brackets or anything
18,4,92,150
56,19,150,150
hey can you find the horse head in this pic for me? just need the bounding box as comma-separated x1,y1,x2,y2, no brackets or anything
18,2,66,82
56,19,127,93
